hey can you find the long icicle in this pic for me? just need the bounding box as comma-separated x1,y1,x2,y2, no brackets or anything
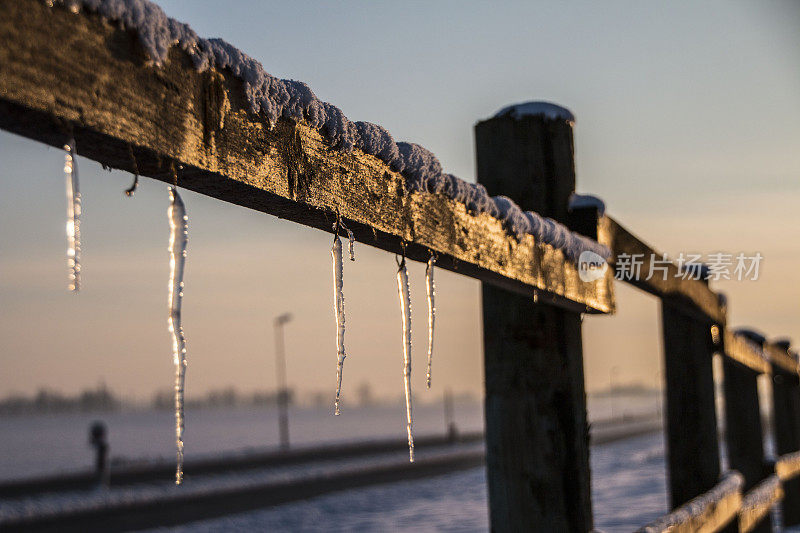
167,186,188,485
425,255,436,389
396,257,415,462
64,139,81,292
332,233,346,415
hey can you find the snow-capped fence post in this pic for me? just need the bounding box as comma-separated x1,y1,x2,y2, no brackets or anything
661,300,722,510
719,335,772,531
768,340,800,526
475,104,593,532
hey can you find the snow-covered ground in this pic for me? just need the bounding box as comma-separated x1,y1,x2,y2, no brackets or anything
0,397,670,532
147,432,669,532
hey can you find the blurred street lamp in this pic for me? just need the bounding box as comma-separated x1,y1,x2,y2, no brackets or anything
274,313,292,450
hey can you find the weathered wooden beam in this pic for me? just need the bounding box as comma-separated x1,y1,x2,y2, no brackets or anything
720,330,770,375
0,0,614,313
738,475,782,533
776,451,800,482
599,216,724,323
477,111,592,530
635,473,742,533
662,303,722,509
764,342,798,376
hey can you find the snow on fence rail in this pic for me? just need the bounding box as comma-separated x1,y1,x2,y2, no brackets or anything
635,472,742,533
738,475,782,533
637,470,788,533
0,0,617,312
776,451,800,482
2,0,800,531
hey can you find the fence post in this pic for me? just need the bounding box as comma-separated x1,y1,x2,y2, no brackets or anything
720,335,772,532
721,335,769,491
475,104,592,532
770,339,800,526
661,302,721,508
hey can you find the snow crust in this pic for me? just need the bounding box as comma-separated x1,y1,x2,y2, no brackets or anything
568,193,606,217
734,328,766,347
49,0,608,262
636,471,743,533
740,475,780,512
494,101,576,122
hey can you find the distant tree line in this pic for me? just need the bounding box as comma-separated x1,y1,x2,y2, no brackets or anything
0,381,480,415
150,386,296,410
0,383,120,415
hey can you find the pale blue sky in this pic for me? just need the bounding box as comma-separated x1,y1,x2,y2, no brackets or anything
0,1,797,401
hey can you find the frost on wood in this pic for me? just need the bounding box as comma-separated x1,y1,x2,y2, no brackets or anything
425,256,435,390
167,186,188,485
331,234,346,415
740,475,780,512
44,0,610,264
493,101,576,123
63,138,81,292
396,259,414,462
635,471,743,533
776,450,800,481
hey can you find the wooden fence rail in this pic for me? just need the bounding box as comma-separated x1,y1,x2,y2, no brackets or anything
1,1,799,532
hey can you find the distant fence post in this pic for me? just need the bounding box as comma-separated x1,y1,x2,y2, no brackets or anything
770,341,800,526
661,301,721,509
475,105,592,532
720,333,771,532
721,335,769,490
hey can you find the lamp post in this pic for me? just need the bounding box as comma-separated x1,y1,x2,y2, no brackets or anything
274,313,292,450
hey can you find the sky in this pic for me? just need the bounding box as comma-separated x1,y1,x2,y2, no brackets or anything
0,0,798,403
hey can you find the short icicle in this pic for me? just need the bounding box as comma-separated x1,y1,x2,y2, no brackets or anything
340,219,355,261
425,255,436,389
167,186,188,485
64,139,81,292
331,232,346,415
396,257,415,462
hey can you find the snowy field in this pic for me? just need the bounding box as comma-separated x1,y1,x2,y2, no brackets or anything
0,396,670,532
148,432,669,533
0,394,657,481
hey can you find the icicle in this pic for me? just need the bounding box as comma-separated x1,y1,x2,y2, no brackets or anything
125,145,140,197
425,255,436,389
64,139,81,292
125,175,139,197
340,219,355,261
396,257,415,462
167,186,188,485
331,233,346,415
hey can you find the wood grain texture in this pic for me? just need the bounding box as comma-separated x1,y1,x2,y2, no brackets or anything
0,0,613,313
477,112,592,532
